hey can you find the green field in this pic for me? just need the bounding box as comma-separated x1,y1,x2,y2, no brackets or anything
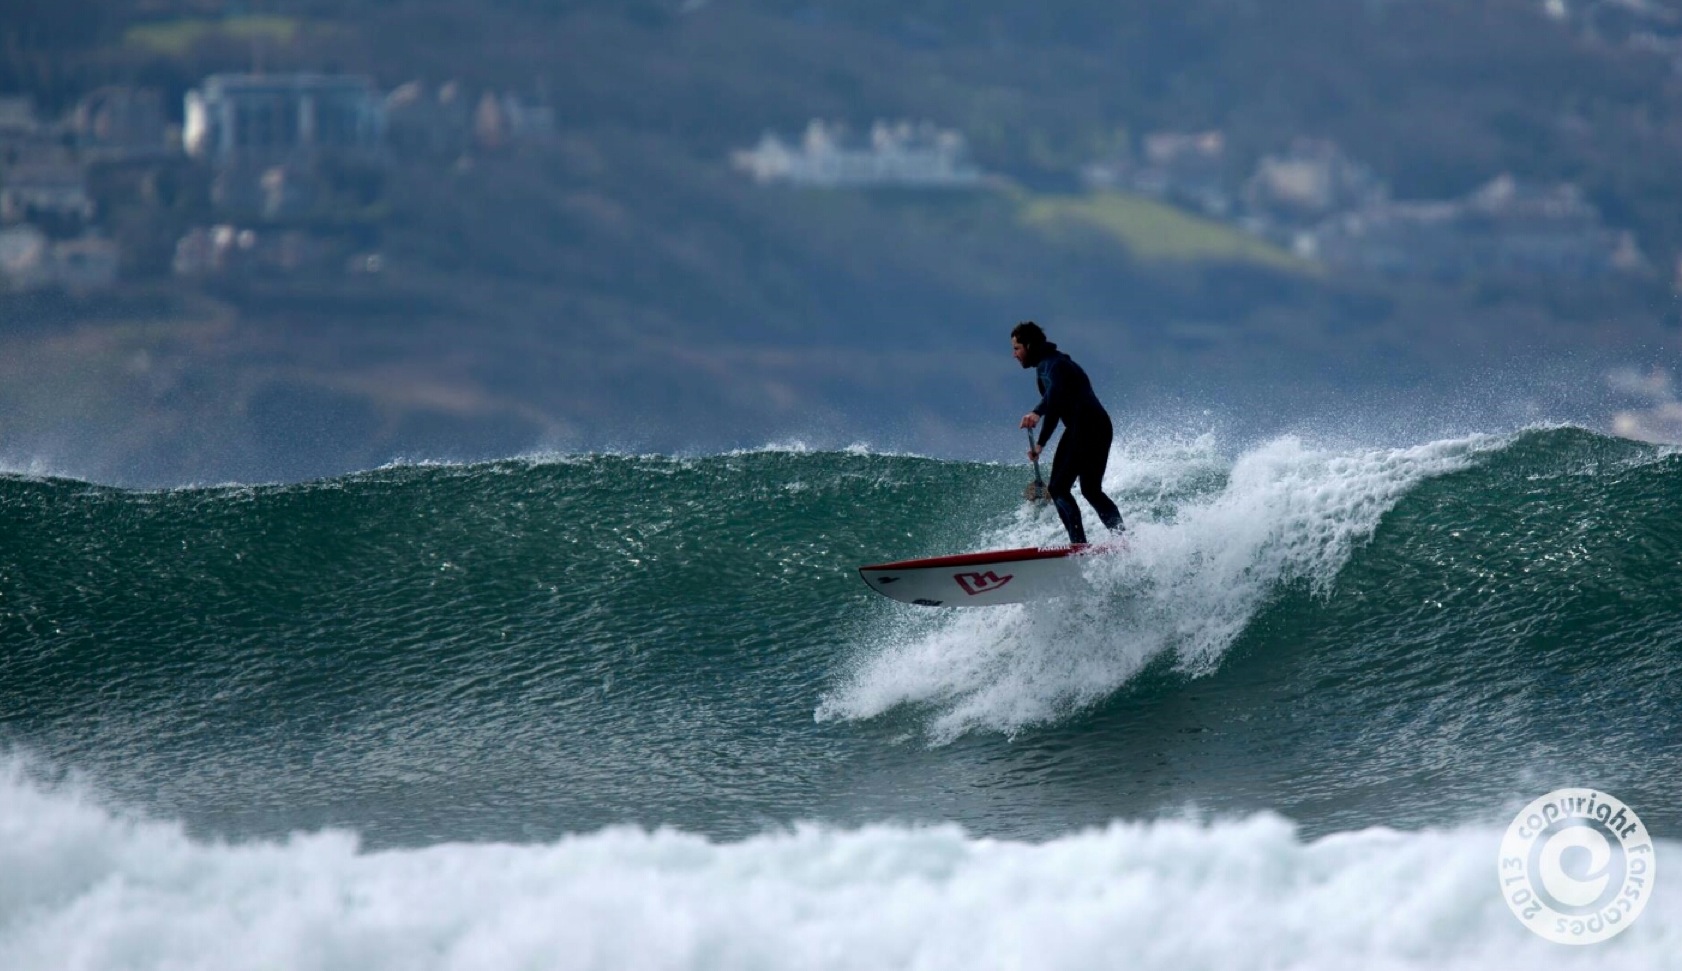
1018,190,1314,273
124,16,303,57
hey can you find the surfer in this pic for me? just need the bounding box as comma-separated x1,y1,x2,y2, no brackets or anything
1011,321,1124,546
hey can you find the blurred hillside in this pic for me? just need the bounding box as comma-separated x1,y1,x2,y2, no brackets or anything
2,0,1680,483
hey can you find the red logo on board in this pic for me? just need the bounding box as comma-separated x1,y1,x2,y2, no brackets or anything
955,571,1013,595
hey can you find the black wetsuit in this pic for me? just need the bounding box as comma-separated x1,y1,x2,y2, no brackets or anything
1029,342,1124,545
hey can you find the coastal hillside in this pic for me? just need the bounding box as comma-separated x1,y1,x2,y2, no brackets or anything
1,0,1679,482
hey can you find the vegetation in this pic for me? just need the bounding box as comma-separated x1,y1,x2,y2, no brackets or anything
1017,191,1312,273
123,16,305,58
2,0,1680,479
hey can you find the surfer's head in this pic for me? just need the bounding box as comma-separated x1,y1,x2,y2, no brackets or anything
1011,320,1046,368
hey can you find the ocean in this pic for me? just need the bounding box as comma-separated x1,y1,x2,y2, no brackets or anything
2,426,1678,969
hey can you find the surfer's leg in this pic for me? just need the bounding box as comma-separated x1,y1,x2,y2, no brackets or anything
1078,426,1124,534
1048,441,1087,545
1083,482,1123,533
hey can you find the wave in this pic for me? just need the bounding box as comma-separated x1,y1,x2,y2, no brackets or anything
2,427,1679,845
818,431,1519,739
0,762,1674,971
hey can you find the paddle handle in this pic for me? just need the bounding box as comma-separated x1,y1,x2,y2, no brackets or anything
1027,428,1045,484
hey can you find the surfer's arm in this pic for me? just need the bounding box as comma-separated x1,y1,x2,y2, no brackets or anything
1035,413,1059,448
1033,359,1068,447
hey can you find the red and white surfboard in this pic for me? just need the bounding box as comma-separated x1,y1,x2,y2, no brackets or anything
858,542,1122,607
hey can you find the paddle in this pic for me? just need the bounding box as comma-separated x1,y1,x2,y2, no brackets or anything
1023,428,1049,504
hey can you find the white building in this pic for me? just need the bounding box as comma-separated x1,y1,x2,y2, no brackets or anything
185,74,385,167
732,119,982,188
1085,130,1233,216
1302,174,1638,279
1244,137,1387,222
0,161,95,224
473,91,556,150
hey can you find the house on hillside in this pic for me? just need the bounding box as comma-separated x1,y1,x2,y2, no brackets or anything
0,96,38,137
0,96,45,165
386,79,554,156
1301,174,1640,279
1,160,96,227
1299,200,1469,278
473,91,556,151
185,74,391,221
385,80,473,157
732,119,982,188
1464,173,1640,274
74,90,173,161
74,88,172,160
1085,130,1233,216
1243,137,1387,229
184,74,386,168
1608,365,1682,444
174,224,340,277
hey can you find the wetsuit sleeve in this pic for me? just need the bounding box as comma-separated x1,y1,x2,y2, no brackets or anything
1036,413,1060,449
1033,360,1064,448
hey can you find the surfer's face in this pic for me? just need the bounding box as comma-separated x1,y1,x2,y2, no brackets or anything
1012,338,1030,368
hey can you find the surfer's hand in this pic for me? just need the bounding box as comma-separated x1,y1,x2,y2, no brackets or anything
1028,446,1041,461
1020,412,1039,429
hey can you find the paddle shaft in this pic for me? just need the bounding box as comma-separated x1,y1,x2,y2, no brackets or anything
1025,428,1048,503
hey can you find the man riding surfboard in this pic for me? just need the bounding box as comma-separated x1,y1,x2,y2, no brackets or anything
1012,321,1125,546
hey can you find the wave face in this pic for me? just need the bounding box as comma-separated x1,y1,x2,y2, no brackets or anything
2,428,1680,850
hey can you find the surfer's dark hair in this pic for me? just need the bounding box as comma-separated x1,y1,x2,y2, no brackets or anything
1011,321,1046,348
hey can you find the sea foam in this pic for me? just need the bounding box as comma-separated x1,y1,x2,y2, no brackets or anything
0,764,1675,971
819,432,1505,740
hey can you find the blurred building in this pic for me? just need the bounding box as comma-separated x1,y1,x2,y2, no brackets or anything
0,96,50,169
184,74,386,168
473,91,556,152
1301,174,1640,279
268,164,323,218
173,224,340,277
1464,173,1643,274
74,87,173,161
174,224,247,276
0,96,39,142
0,160,96,227
1613,403,1682,442
1084,130,1232,216
385,80,473,157
732,119,982,188
1608,365,1682,444
1298,200,1465,277
1244,137,1387,225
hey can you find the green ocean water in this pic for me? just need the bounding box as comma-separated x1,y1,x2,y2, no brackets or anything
2,427,1679,846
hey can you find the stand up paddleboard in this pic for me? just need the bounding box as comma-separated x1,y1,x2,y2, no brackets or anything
858,542,1122,607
